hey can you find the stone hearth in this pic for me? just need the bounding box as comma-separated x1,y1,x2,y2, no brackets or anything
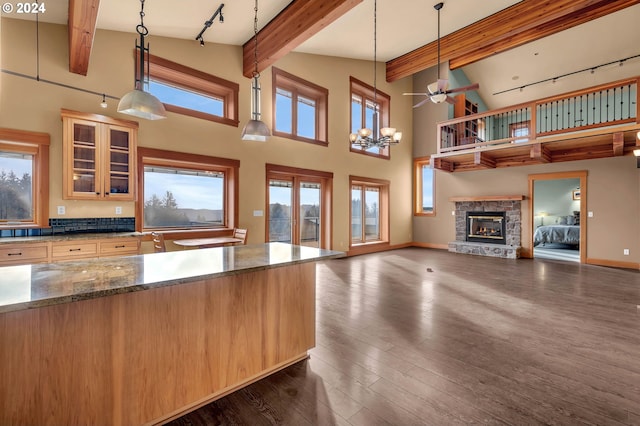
448,196,523,259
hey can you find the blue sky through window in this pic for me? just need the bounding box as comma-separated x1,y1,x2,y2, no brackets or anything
149,80,224,117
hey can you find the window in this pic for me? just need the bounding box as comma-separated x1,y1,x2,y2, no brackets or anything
266,164,333,249
510,121,530,143
272,68,328,145
136,148,239,231
0,128,49,228
350,77,391,159
143,54,239,126
350,176,389,247
414,157,435,216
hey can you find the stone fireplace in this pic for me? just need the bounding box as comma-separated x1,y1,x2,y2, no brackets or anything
448,196,523,259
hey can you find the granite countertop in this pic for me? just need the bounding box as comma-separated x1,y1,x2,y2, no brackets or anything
0,232,141,245
0,243,345,313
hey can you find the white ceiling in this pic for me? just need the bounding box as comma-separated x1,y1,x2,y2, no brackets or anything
6,0,640,109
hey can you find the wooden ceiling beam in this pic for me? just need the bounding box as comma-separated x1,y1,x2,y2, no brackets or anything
530,144,551,163
386,0,640,83
242,0,362,78
474,152,496,169
612,132,625,156
68,0,101,76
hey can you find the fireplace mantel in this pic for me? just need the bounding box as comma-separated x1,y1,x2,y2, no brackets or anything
449,195,525,202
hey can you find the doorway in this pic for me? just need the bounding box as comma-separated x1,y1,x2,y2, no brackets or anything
528,171,587,263
266,164,333,249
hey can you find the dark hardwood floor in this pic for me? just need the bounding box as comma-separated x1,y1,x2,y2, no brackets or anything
167,248,640,426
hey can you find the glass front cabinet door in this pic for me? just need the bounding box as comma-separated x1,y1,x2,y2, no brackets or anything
62,109,138,201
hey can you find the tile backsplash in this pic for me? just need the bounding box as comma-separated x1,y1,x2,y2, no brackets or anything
0,218,135,238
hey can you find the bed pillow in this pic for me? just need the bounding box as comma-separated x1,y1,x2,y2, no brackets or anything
566,215,576,225
556,216,568,225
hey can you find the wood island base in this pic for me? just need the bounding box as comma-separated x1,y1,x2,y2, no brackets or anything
0,262,316,425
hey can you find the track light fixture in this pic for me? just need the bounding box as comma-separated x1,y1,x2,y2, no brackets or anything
494,53,640,96
100,94,108,108
194,3,225,46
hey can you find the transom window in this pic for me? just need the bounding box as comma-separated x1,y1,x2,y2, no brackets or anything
272,67,328,146
414,157,435,216
143,54,239,126
350,77,391,159
0,129,49,228
350,175,389,246
137,148,239,231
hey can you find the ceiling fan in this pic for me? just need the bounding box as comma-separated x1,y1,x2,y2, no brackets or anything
404,2,479,108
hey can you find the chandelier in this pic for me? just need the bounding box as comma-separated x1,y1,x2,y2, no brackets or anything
349,0,401,149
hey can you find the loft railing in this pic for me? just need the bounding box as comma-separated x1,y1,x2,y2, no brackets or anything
437,76,639,154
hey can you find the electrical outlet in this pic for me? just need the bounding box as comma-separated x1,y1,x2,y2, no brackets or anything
587,211,594,218
253,210,263,217
623,249,630,255
57,206,65,215
115,206,122,215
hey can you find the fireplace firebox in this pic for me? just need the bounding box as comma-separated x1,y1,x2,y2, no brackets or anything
466,211,506,244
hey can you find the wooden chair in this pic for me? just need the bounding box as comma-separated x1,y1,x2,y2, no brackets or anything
151,232,166,253
232,228,248,245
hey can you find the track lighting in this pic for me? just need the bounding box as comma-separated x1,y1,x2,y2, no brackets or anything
100,94,107,108
195,3,224,46
494,53,640,96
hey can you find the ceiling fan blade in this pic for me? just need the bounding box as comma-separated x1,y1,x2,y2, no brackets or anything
445,83,480,95
403,93,429,96
413,97,431,109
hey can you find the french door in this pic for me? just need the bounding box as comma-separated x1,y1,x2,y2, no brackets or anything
266,164,332,249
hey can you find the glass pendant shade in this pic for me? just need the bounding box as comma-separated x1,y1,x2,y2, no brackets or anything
241,75,270,141
241,119,270,142
117,88,166,120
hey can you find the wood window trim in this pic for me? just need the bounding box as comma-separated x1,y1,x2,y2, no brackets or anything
136,147,240,234
141,53,240,127
414,156,435,217
349,76,391,160
349,175,390,249
265,163,333,249
0,128,50,229
272,67,328,146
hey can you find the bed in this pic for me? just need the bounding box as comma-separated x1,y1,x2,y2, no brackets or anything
534,214,580,246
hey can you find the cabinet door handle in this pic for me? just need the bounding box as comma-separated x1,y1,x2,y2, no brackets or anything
95,192,101,195
69,248,82,252
115,245,126,248
8,252,23,256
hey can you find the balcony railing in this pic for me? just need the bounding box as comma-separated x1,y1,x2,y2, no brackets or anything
437,77,639,154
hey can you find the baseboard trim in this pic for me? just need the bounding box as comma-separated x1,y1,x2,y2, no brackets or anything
411,242,448,250
586,258,640,270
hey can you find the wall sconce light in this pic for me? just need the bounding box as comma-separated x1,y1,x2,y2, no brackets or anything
634,147,640,168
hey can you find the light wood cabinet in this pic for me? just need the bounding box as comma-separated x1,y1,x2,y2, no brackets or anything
454,94,479,145
98,237,140,257
52,241,99,260
61,109,138,201
0,243,50,266
0,236,140,266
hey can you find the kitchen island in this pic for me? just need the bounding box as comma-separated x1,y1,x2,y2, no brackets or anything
0,242,344,425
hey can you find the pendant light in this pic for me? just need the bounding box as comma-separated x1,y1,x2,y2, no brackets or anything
349,0,401,149
117,0,167,120
241,0,271,141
